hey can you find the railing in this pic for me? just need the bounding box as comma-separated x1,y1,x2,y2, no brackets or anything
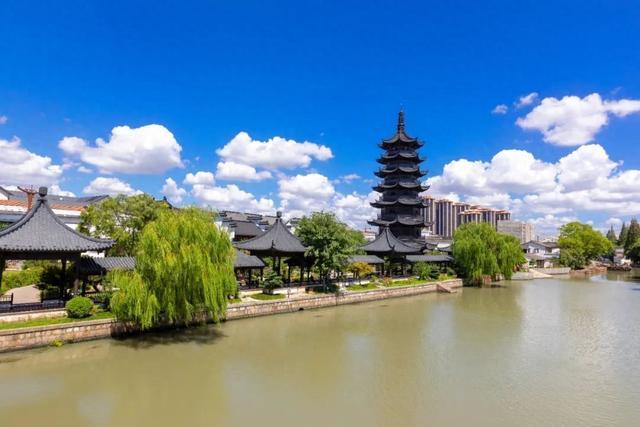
0,294,14,312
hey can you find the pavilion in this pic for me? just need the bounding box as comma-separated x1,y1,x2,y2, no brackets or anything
361,226,423,276
234,211,309,283
0,187,114,301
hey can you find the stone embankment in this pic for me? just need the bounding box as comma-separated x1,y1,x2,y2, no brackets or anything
0,278,463,353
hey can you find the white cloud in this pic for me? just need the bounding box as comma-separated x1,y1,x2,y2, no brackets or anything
425,144,640,220
492,104,508,115
190,183,274,214
332,191,378,228
516,93,640,146
278,173,335,217
527,214,579,238
515,92,539,108
49,184,76,197
0,115,8,125
0,137,63,186
340,173,361,183
215,161,272,181
59,124,183,174
216,131,333,169
184,171,215,186
83,177,142,196
161,178,187,205
426,149,556,197
77,166,93,174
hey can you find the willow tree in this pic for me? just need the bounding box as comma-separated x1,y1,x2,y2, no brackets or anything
453,222,525,284
110,208,236,329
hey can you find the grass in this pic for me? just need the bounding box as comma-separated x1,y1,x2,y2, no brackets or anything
384,275,456,287
347,283,379,292
228,298,242,304
249,293,286,301
0,310,114,331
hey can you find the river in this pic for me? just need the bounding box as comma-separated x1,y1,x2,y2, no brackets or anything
1,274,640,426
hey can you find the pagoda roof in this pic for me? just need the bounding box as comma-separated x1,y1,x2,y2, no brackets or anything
380,111,422,146
405,254,453,263
0,187,113,257
375,166,425,177
371,197,425,208
373,181,428,191
361,227,423,255
348,254,385,265
76,256,135,275
377,152,424,163
234,212,307,254
368,216,429,227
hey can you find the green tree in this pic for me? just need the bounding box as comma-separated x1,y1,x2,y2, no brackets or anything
618,222,629,247
347,262,375,284
296,212,360,283
110,208,236,329
606,225,618,244
78,194,169,256
452,222,525,284
557,222,613,268
627,241,640,265
624,218,640,253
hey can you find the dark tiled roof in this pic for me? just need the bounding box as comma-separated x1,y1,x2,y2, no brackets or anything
234,250,265,269
0,188,113,254
348,254,384,264
0,186,108,207
76,256,135,275
229,220,264,238
361,227,422,255
234,212,306,254
405,254,453,263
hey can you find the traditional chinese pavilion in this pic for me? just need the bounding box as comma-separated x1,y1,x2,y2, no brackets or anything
369,111,430,242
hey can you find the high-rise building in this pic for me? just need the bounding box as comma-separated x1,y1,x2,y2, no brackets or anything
497,220,534,243
421,196,511,238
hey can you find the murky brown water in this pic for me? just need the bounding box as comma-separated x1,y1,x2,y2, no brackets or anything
1,273,640,427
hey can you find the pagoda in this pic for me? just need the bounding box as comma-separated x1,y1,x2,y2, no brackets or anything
369,111,430,241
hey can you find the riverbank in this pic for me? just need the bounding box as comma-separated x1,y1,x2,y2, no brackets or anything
0,278,462,353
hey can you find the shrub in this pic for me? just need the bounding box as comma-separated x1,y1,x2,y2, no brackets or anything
381,277,393,287
261,272,284,294
415,262,440,281
1,268,43,291
65,296,94,318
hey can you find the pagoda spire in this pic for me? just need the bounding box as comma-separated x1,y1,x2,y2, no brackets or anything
397,110,405,133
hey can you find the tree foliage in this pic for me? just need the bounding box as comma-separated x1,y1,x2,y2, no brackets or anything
557,221,613,268
627,241,640,265
296,212,361,281
110,208,236,329
347,262,375,283
606,226,618,244
452,222,525,283
414,262,439,281
624,218,640,254
78,194,169,256
618,222,629,247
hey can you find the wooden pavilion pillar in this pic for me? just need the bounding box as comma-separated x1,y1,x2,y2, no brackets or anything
60,258,67,301
0,256,5,289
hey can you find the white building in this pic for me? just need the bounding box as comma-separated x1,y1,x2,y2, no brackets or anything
497,220,535,243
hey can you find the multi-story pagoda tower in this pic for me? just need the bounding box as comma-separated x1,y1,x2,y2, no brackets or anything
369,111,430,241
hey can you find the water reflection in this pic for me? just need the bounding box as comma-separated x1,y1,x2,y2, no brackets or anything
1,276,640,426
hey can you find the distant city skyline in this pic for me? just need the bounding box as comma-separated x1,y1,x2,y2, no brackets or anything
1,1,639,236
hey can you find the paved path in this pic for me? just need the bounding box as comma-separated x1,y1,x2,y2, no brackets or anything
4,285,41,304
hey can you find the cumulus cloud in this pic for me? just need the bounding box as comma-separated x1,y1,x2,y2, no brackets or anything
426,144,640,233
190,183,274,214
332,191,378,228
161,178,187,204
492,104,508,115
83,177,141,196
0,137,63,186
216,131,333,169
59,124,184,174
339,173,361,183
0,115,8,125
184,171,215,186
50,184,76,197
515,92,539,108
516,93,640,146
77,166,93,174
215,161,272,182
278,173,335,217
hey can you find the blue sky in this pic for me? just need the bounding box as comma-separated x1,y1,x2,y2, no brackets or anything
1,1,639,236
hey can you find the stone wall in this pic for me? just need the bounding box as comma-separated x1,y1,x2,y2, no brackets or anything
532,267,571,275
0,278,462,353
227,279,462,320
0,309,66,324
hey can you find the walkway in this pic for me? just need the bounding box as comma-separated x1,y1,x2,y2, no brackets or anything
4,285,41,304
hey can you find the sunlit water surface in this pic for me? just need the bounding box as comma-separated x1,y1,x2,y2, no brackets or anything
2,273,640,427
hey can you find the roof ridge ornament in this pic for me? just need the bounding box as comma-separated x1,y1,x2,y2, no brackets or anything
38,186,48,199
